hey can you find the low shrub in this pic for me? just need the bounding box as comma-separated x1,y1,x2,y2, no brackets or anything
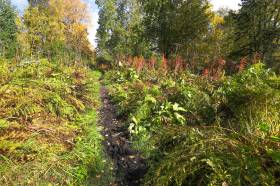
217,63,280,134
104,62,280,186
144,126,280,186
0,59,111,185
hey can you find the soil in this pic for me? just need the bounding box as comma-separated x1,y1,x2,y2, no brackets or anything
100,86,148,186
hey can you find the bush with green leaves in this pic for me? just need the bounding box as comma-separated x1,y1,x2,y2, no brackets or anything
104,62,280,186
161,77,217,125
217,63,280,135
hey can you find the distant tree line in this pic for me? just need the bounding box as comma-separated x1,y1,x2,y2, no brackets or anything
95,0,280,72
0,0,94,63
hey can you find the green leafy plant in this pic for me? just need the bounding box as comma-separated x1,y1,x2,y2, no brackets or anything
104,61,280,186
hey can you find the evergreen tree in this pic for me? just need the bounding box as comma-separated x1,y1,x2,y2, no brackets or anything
0,0,17,58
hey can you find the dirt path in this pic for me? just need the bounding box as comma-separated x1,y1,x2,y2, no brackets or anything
100,86,147,186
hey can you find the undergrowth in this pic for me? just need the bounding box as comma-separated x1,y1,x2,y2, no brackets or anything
0,59,112,185
104,63,280,185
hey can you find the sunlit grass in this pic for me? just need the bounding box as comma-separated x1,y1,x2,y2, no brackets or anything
0,60,113,185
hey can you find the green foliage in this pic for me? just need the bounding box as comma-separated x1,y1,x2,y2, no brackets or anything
95,0,149,62
0,59,111,185
142,0,212,56
104,61,280,186
16,0,95,62
24,6,65,58
0,0,17,58
144,127,279,186
162,76,217,125
232,0,280,66
217,63,280,134
2,0,280,185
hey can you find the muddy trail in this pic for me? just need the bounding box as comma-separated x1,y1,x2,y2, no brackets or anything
100,86,148,186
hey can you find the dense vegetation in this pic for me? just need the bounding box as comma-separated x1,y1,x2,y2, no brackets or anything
0,0,279,185
104,60,280,185
95,0,280,185
0,0,113,185
0,60,111,185
96,0,280,72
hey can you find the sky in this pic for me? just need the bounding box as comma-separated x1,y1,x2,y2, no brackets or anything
11,0,241,47
211,0,241,11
